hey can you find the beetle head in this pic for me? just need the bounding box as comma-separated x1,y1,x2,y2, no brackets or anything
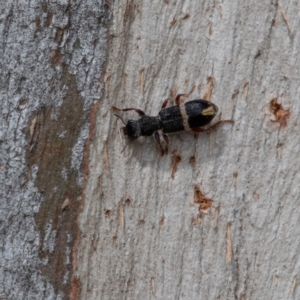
124,120,141,139
114,114,141,139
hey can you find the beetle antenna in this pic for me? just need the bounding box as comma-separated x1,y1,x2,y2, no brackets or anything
112,105,122,111
114,114,126,125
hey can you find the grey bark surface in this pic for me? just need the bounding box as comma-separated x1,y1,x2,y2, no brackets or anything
78,1,300,300
0,1,108,299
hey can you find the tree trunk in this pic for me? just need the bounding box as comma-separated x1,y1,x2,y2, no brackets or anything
1,0,299,300
0,2,108,299
78,1,300,299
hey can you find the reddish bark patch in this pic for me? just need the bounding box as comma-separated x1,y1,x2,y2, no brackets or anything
159,216,165,226
208,21,213,35
70,276,80,300
243,82,249,99
194,185,213,211
171,149,181,179
25,59,90,297
270,98,290,127
189,156,196,168
182,13,190,20
203,76,215,100
170,17,177,28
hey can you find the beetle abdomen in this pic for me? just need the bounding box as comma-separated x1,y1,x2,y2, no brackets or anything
185,100,218,128
159,99,218,133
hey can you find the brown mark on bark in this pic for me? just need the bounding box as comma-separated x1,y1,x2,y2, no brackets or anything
226,222,232,263
243,82,249,99
171,149,181,179
170,17,177,28
182,13,190,20
208,22,213,35
270,98,290,127
194,185,213,212
119,201,124,230
24,43,98,297
189,156,196,168
203,76,215,100
159,216,165,226
213,206,219,228
253,192,260,201
103,140,110,170
43,6,53,27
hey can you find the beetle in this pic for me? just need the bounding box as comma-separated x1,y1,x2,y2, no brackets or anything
112,94,233,154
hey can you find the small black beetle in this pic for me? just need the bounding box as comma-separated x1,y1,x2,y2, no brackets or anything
113,94,233,154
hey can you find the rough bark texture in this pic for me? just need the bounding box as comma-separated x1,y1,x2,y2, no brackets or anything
1,0,300,300
78,0,300,300
0,1,108,299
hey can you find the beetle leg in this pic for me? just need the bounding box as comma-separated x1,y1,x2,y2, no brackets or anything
175,94,189,106
154,131,164,155
161,99,169,109
192,128,205,133
112,106,145,116
192,120,234,132
162,133,169,154
122,108,145,116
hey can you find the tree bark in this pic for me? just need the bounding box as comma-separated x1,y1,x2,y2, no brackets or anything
1,0,300,300
78,1,300,300
0,1,108,299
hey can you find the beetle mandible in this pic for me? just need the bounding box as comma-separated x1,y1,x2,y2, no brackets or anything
112,94,233,154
